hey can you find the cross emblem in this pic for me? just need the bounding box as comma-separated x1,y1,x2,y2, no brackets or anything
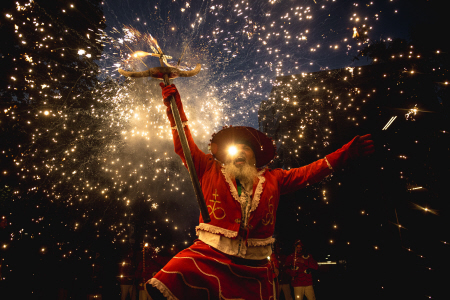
207,189,226,220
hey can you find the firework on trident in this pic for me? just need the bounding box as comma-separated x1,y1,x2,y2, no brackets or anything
118,37,210,223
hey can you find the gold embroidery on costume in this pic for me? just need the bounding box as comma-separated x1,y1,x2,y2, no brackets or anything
207,189,226,220
261,196,274,226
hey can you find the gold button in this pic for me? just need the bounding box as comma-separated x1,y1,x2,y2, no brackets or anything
235,219,241,223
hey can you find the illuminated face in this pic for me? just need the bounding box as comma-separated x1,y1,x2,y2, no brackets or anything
226,143,256,167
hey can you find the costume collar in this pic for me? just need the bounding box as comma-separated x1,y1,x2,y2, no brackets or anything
221,167,267,213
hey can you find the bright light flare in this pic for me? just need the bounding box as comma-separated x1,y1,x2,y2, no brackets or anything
412,203,438,215
406,105,419,120
132,51,152,58
228,145,238,156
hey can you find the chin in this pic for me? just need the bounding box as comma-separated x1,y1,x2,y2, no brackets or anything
224,161,258,182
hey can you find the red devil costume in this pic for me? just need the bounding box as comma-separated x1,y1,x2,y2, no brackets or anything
146,84,374,300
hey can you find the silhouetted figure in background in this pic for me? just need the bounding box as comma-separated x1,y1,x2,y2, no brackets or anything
286,240,318,300
87,252,104,300
274,243,293,300
119,249,136,300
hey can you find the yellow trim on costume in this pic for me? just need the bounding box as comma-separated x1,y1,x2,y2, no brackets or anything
261,196,274,226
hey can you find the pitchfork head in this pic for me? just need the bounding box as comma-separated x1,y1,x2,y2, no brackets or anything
118,64,201,81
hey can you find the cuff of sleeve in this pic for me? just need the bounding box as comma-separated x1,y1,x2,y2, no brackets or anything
324,156,333,171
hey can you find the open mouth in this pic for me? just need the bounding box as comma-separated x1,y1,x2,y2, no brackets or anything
234,156,246,164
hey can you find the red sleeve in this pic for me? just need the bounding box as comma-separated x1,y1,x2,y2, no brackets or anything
304,255,319,270
285,254,293,266
172,125,212,179
273,158,333,195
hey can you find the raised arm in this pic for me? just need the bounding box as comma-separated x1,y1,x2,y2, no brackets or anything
160,83,211,178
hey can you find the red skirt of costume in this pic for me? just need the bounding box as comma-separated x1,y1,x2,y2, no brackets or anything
147,240,275,300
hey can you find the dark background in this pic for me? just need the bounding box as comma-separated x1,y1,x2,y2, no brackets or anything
1,0,449,299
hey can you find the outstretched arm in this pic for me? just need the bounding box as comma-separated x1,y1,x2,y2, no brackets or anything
325,134,375,171
278,134,374,194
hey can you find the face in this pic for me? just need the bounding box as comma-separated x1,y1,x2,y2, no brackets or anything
226,143,256,167
295,244,303,253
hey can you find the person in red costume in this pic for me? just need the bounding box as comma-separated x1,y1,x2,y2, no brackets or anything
286,240,318,300
145,84,374,300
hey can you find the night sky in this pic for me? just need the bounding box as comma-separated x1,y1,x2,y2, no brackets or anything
1,0,449,299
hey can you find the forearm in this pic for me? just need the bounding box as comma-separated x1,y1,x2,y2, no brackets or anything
304,257,319,270
280,158,333,194
172,125,211,180
172,125,197,165
325,134,374,170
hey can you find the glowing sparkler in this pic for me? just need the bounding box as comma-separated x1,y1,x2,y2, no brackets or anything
4,5,446,292
131,51,151,58
412,203,438,215
405,105,418,120
353,27,359,38
121,26,174,68
117,35,208,223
